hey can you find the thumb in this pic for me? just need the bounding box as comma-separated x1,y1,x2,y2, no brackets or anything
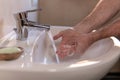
53,32,63,40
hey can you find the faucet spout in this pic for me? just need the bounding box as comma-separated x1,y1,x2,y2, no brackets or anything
13,27,28,41
24,22,50,31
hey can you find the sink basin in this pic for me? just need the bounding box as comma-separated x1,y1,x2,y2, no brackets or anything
0,26,119,80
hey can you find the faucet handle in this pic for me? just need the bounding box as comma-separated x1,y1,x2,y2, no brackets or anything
14,8,42,26
26,8,42,13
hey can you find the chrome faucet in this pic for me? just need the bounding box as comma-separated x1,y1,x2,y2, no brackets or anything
14,9,50,41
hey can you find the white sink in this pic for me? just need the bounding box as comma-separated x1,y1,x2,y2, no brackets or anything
0,26,119,80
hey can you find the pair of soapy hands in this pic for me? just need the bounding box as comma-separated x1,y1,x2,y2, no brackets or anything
53,28,95,58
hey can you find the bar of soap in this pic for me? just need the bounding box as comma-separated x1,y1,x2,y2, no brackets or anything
0,47,22,54
0,47,23,60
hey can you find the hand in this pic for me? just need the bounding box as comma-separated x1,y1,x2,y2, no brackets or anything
53,29,95,58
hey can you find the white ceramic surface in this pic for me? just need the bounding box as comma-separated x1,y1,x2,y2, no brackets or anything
0,26,119,80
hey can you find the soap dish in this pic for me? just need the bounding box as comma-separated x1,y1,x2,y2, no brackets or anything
0,47,23,60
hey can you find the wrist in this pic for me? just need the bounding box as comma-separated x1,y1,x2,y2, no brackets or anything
74,26,89,33
88,31,102,42
73,22,95,33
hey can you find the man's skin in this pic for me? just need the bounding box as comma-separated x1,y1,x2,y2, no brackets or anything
54,0,120,58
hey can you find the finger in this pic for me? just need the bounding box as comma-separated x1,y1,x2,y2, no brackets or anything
56,45,75,58
57,40,76,57
57,49,70,58
53,31,63,40
57,45,71,53
55,36,71,58
56,45,70,58
58,48,74,58
60,37,76,46
57,51,68,58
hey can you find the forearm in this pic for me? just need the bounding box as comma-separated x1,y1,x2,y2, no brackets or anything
91,19,120,42
74,0,120,33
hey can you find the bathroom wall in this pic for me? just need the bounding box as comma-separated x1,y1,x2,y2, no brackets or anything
38,0,99,26
0,0,38,37
0,19,3,38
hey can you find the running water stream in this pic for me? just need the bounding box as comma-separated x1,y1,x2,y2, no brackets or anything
47,30,60,63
